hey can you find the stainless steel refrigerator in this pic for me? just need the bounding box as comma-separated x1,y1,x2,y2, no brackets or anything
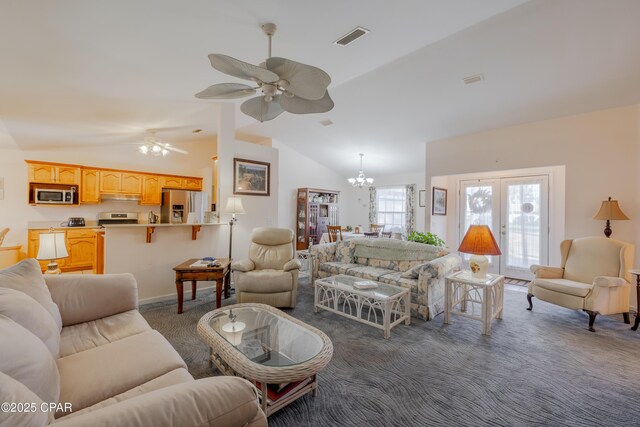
160,190,207,224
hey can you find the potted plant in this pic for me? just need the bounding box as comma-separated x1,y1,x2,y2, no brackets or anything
407,231,445,247
344,225,353,232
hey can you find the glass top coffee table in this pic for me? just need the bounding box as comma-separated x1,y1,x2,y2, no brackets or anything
314,274,411,338
197,303,333,417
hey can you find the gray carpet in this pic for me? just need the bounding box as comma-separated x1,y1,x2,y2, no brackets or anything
140,279,640,426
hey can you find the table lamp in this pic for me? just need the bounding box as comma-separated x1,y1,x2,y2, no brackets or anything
458,225,501,279
224,196,246,260
36,230,68,274
593,196,629,238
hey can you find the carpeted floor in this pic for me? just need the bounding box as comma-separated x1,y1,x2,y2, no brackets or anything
140,278,640,427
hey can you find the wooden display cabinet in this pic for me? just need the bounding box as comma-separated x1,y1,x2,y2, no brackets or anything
295,188,340,250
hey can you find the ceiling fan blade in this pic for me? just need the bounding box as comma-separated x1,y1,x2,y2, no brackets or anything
209,54,279,83
195,83,256,99
162,144,189,155
280,91,334,114
266,57,331,100
240,95,284,122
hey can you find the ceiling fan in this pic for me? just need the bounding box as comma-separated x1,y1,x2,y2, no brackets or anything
195,23,334,122
138,131,188,157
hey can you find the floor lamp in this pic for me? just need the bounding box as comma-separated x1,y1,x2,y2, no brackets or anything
224,196,246,260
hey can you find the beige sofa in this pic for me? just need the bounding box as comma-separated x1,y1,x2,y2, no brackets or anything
311,238,461,320
0,259,267,427
232,227,301,308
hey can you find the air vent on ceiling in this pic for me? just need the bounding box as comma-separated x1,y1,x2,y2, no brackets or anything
462,74,484,85
334,27,370,46
319,119,334,127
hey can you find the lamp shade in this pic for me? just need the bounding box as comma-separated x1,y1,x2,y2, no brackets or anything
458,225,502,256
224,196,246,215
36,232,68,260
593,197,629,221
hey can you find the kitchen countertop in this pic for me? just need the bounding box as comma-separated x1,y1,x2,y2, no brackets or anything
102,223,225,228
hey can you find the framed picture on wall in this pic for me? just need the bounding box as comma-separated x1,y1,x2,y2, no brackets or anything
233,158,270,196
419,190,426,207
432,187,447,215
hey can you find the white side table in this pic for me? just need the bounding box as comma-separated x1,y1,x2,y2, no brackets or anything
296,250,313,281
444,270,505,335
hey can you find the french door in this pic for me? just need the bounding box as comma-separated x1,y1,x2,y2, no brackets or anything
460,176,549,280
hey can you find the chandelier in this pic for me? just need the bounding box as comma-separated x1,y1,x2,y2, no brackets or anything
139,133,169,157
347,153,374,188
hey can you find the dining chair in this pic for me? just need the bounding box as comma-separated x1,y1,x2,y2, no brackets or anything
381,231,392,238
363,232,379,238
326,225,343,243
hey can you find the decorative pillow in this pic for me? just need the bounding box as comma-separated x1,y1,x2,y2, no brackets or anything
0,288,60,357
335,240,356,264
0,372,50,426
0,258,62,331
0,315,60,406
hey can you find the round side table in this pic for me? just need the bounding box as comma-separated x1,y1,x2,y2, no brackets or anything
628,269,640,331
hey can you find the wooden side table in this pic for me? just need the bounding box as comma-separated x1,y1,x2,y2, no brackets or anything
173,258,231,314
444,270,505,335
629,270,640,331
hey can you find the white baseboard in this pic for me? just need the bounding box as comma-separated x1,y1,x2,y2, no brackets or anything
139,285,217,305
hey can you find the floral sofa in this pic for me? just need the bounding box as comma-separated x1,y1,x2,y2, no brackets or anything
310,238,461,320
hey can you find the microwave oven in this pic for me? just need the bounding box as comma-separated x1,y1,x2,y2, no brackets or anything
35,188,75,204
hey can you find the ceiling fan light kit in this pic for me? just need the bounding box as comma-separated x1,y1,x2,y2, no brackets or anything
138,131,188,157
348,153,374,188
196,23,334,122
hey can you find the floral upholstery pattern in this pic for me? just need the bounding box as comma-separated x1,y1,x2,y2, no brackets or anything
335,239,357,263
311,239,461,320
346,266,400,281
318,262,360,277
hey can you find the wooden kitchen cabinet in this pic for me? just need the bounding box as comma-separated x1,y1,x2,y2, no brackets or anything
81,169,100,203
65,229,96,270
183,178,202,190
161,176,183,189
100,171,122,193
100,171,142,194
27,161,80,185
141,175,161,205
121,173,142,194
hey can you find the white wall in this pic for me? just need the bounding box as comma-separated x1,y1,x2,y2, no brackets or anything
273,139,350,232
343,171,427,233
425,104,640,309
215,104,279,260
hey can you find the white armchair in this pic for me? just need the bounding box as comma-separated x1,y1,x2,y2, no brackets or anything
527,236,634,331
231,228,300,308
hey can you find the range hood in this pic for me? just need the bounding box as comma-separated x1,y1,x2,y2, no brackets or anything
100,193,141,201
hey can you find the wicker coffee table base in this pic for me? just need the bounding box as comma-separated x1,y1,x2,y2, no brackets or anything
198,303,333,417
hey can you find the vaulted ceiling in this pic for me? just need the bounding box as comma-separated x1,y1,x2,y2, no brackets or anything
1,0,639,177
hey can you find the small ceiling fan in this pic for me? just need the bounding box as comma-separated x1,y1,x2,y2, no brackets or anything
195,23,334,122
138,131,188,157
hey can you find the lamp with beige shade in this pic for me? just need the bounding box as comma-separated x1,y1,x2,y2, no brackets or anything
593,196,629,238
36,229,68,274
458,225,502,279
224,196,246,260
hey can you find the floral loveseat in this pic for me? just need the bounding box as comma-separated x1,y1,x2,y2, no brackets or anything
310,238,461,320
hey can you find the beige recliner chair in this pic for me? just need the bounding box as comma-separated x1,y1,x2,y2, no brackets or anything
232,228,300,308
527,236,634,332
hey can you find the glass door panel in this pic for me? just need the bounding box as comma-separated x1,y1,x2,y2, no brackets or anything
500,176,548,280
459,180,501,274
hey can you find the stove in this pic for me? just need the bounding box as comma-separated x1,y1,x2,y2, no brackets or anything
97,212,139,226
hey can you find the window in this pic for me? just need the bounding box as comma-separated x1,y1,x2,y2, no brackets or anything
376,186,406,233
